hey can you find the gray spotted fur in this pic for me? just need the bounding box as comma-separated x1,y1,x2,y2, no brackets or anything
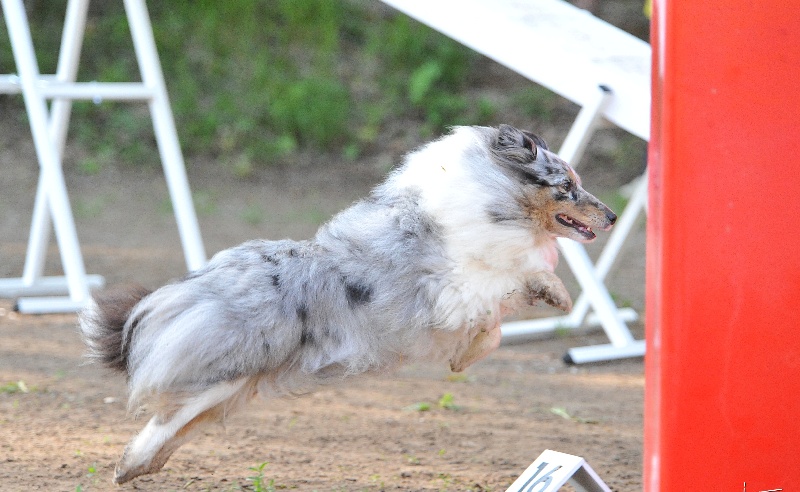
80,124,612,408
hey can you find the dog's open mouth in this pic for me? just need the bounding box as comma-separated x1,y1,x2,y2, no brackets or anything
556,214,596,240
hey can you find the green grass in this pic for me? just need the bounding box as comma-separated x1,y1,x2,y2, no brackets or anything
0,1,491,169
0,381,29,394
158,189,217,216
240,203,266,226
404,393,464,413
437,392,461,411
444,373,473,383
247,462,277,492
512,85,559,123
404,401,431,412
73,195,109,219
287,206,330,228
550,406,599,424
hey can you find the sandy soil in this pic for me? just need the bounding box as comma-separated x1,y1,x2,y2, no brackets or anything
0,301,644,492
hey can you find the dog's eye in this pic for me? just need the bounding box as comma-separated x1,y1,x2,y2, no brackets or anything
559,182,573,194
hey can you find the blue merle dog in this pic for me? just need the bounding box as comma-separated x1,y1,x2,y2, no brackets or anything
80,124,616,483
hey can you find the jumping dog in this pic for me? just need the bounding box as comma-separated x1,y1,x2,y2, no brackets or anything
80,124,616,483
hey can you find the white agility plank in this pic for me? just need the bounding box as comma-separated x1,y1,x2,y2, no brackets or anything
381,0,650,140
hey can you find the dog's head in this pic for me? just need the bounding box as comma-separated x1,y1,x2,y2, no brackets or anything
488,124,616,242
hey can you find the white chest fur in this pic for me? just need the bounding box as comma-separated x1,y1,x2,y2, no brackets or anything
391,128,560,331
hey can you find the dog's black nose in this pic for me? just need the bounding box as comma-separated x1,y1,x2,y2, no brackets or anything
606,210,617,225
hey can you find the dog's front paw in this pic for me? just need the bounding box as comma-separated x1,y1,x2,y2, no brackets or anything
527,271,572,312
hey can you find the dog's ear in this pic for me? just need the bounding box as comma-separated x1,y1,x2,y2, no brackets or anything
493,124,538,164
522,130,549,151
492,125,563,187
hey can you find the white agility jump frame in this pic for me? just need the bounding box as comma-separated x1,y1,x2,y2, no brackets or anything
0,0,206,313
382,0,650,363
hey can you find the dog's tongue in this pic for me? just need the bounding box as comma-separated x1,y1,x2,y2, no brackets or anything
558,214,594,239
559,214,595,240
580,226,596,240
574,220,593,238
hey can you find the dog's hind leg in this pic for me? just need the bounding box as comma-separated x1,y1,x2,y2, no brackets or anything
114,378,252,484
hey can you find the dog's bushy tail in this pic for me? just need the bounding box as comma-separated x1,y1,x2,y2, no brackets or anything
79,284,152,374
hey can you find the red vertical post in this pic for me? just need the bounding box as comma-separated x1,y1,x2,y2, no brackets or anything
645,1,800,490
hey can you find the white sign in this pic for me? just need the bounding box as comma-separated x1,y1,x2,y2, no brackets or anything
505,449,611,492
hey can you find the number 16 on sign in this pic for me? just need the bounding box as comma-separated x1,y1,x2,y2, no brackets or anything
505,449,611,492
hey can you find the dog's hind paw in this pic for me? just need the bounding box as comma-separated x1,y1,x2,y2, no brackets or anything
114,463,154,485
113,433,178,485
526,271,572,312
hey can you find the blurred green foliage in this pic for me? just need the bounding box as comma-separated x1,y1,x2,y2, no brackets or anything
2,0,541,168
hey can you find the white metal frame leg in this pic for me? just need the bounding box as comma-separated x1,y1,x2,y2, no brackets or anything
0,0,207,313
501,85,646,364
124,0,205,271
568,172,647,325
562,173,647,363
0,0,99,313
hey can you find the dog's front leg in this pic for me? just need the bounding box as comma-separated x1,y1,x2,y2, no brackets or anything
527,271,572,312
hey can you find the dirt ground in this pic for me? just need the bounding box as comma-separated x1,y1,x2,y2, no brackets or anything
0,105,647,491
0,303,645,492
